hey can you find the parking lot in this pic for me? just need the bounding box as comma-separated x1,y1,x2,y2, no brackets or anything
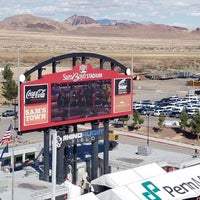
134,93,200,118
133,78,190,102
133,78,200,119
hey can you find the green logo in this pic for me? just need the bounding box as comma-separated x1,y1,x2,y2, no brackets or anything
142,181,161,200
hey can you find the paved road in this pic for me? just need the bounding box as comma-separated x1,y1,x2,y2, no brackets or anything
118,134,195,155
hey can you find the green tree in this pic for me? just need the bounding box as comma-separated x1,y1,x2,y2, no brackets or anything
190,111,200,144
119,116,130,126
158,114,165,130
1,64,18,101
2,63,14,80
132,110,144,129
179,109,189,130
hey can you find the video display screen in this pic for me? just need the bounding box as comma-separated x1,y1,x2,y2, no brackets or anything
51,80,111,122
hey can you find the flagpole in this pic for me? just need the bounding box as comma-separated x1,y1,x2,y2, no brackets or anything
11,138,14,200
11,48,20,200
11,119,15,200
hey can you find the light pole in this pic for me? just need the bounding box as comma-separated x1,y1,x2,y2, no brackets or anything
146,113,150,146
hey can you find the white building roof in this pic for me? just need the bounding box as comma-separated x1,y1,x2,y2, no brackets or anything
91,163,166,189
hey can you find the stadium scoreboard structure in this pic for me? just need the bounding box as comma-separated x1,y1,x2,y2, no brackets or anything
17,52,133,186
19,64,132,133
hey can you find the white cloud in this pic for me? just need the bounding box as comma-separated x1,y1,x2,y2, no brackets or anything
0,0,199,29
149,11,159,17
174,1,188,7
191,12,200,16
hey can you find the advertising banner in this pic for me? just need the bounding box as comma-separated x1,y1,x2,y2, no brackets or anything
23,84,48,126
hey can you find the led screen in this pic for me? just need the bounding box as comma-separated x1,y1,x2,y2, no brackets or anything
51,80,111,122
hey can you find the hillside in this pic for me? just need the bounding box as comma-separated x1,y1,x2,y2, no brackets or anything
0,14,200,80
64,15,97,25
0,14,197,38
0,14,66,32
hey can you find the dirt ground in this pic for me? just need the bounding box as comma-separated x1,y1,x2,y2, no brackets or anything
136,126,199,146
133,78,192,102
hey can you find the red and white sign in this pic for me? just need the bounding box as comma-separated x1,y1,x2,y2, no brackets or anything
19,65,132,132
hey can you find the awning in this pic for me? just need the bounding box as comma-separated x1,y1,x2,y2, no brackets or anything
133,162,166,179
91,168,142,189
91,163,166,189
92,163,200,199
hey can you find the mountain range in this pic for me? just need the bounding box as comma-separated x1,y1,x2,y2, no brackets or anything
0,14,199,38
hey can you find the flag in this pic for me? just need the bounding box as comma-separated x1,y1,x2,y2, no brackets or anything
0,144,8,161
0,124,12,145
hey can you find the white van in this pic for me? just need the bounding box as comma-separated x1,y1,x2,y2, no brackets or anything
133,102,142,110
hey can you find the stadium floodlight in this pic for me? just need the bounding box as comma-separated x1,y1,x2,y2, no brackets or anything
19,74,25,83
126,68,131,75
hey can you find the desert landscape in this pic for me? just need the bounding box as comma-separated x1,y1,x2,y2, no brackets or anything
1,30,200,81
0,15,200,79
0,11,200,199
0,15,200,148
0,15,200,100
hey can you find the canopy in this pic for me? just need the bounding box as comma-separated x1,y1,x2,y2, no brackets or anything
91,168,142,189
91,163,166,189
133,162,166,179
92,163,200,199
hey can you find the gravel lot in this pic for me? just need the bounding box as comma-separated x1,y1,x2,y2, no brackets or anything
133,78,191,102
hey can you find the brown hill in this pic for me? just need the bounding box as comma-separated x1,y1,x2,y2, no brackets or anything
64,15,97,25
0,14,197,38
192,27,200,34
64,22,191,38
0,14,66,32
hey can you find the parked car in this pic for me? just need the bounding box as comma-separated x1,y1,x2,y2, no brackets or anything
152,110,162,116
141,108,155,115
162,110,172,117
187,109,198,118
168,96,179,102
133,102,143,112
169,111,181,118
2,110,16,117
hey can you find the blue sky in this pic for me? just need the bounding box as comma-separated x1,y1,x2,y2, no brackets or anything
0,0,200,30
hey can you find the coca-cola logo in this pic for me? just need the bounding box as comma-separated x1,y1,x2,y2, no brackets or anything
26,89,46,99
25,85,47,105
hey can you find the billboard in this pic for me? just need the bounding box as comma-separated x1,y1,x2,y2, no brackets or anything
19,64,132,132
